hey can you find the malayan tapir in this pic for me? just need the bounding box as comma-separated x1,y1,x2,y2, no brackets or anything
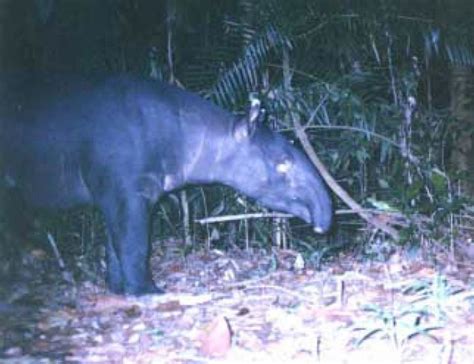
0,73,332,295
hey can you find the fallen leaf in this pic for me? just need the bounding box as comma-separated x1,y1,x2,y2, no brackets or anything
199,316,232,357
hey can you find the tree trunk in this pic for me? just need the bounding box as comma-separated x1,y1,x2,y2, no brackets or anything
450,66,474,197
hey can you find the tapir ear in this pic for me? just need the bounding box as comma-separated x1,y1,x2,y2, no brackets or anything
232,96,261,142
248,97,261,126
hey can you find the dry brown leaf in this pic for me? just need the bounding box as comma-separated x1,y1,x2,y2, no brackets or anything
154,300,182,312
89,295,132,312
199,316,232,357
300,306,355,325
416,267,436,277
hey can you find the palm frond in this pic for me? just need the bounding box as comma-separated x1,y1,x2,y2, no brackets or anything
208,25,291,107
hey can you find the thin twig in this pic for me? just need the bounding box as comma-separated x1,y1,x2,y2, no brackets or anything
288,124,399,148
47,232,66,270
47,232,75,284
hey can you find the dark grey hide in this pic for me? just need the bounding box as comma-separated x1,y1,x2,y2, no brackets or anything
0,74,332,295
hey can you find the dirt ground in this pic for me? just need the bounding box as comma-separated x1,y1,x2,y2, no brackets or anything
1,240,474,364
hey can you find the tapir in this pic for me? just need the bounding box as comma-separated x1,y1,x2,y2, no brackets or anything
0,73,332,295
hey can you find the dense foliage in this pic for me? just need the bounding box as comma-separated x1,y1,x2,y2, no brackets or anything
1,0,473,275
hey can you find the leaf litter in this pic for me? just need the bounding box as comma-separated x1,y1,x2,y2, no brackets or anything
1,243,474,363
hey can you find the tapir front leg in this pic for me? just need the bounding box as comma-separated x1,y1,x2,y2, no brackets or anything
104,233,123,293
99,189,161,295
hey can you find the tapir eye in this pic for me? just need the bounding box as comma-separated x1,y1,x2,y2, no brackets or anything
276,159,293,174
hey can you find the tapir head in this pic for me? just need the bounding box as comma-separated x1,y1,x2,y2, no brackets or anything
219,99,333,233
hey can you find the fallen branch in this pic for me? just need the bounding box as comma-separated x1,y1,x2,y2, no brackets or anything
292,116,402,241
195,209,408,227
196,212,292,225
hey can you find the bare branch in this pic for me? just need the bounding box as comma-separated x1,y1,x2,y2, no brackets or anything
292,115,402,241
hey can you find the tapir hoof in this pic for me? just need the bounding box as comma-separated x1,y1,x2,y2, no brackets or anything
107,278,165,296
124,281,165,296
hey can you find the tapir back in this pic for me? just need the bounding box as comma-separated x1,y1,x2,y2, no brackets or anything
1,73,332,230
0,74,227,208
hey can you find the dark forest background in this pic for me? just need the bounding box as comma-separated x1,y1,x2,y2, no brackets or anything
1,0,473,275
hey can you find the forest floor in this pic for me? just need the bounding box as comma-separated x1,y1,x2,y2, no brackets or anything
1,238,474,364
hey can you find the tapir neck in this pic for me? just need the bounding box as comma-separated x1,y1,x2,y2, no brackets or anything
178,115,235,187
159,106,235,191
